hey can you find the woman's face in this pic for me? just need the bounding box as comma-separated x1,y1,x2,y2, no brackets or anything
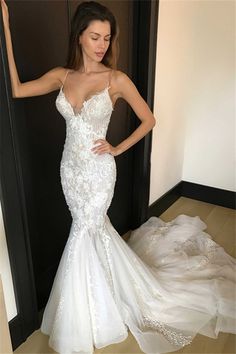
79,20,111,62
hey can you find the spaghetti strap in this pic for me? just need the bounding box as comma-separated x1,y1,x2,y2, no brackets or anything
108,69,113,88
61,69,70,89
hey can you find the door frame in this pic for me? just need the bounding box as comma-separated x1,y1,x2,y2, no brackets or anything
0,13,39,348
131,0,159,228
0,0,159,349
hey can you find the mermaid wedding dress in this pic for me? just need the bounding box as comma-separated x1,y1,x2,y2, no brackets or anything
40,70,236,354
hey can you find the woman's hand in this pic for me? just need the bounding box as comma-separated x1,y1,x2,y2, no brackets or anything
91,139,120,156
1,0,9,27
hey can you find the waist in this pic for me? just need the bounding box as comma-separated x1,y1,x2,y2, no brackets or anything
64,131,107,148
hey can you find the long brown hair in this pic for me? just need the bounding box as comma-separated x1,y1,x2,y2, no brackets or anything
65,1,119,70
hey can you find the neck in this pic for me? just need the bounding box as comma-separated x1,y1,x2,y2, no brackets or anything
80,60,103,74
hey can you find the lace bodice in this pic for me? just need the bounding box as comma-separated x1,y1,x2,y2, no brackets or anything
55,69,114,170
54,69,116,228
56,83,113,142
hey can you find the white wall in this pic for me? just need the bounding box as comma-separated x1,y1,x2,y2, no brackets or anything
150,0,235,205
181,1,235,190
0,201,17,321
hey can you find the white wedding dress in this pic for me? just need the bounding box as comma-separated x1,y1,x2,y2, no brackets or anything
40,69,236,354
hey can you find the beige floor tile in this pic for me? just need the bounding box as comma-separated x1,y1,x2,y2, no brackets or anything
100,331,142,354
14,330,55,353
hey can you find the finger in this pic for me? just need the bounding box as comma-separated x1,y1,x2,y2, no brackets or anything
95,143,109,150
93,139,106,145
94,146,110,154
93,141,108,148
91,142,103,150
97,149,110,155
91,142,108,151
93,147,108,154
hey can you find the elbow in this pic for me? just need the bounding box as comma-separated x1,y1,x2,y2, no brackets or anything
12,82,21,98
12,89,21,98
151,116,156,129
144,117,156,132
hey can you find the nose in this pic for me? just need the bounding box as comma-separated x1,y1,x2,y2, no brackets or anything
98,38,106,49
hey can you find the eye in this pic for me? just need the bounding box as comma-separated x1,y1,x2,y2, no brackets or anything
91,36,110,42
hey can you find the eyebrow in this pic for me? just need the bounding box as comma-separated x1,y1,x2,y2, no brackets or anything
89,32,111,37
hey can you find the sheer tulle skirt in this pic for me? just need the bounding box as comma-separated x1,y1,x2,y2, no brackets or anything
40,214,236,354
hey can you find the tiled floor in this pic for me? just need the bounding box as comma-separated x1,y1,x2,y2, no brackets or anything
14,197,236,354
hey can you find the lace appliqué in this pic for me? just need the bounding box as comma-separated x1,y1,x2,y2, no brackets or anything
142,316,193,346
132,276,193,347
101,229,116,298
129,254,193,347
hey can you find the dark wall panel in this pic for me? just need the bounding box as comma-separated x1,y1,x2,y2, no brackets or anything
7,0,71,309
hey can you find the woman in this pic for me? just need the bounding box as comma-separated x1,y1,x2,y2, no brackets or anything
1,1,236,354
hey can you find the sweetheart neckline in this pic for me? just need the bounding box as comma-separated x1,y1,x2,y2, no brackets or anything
59,86,114,117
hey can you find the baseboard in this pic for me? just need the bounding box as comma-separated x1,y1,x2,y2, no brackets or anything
181,181,236,209
148,182,182,217
8,315,22,350
149,181,235,217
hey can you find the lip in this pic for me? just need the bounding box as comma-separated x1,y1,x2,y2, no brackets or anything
95,52,105,57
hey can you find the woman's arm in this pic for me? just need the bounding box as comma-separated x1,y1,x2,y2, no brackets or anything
1,0,65,98
92,71,156,156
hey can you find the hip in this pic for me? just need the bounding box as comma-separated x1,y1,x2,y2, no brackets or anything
60,149,116,180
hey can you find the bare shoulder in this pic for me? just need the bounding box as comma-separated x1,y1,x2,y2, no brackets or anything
109,69,154,123
112,69,130,84
49,66,73,86
39,66,73,88
111,70,137,99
